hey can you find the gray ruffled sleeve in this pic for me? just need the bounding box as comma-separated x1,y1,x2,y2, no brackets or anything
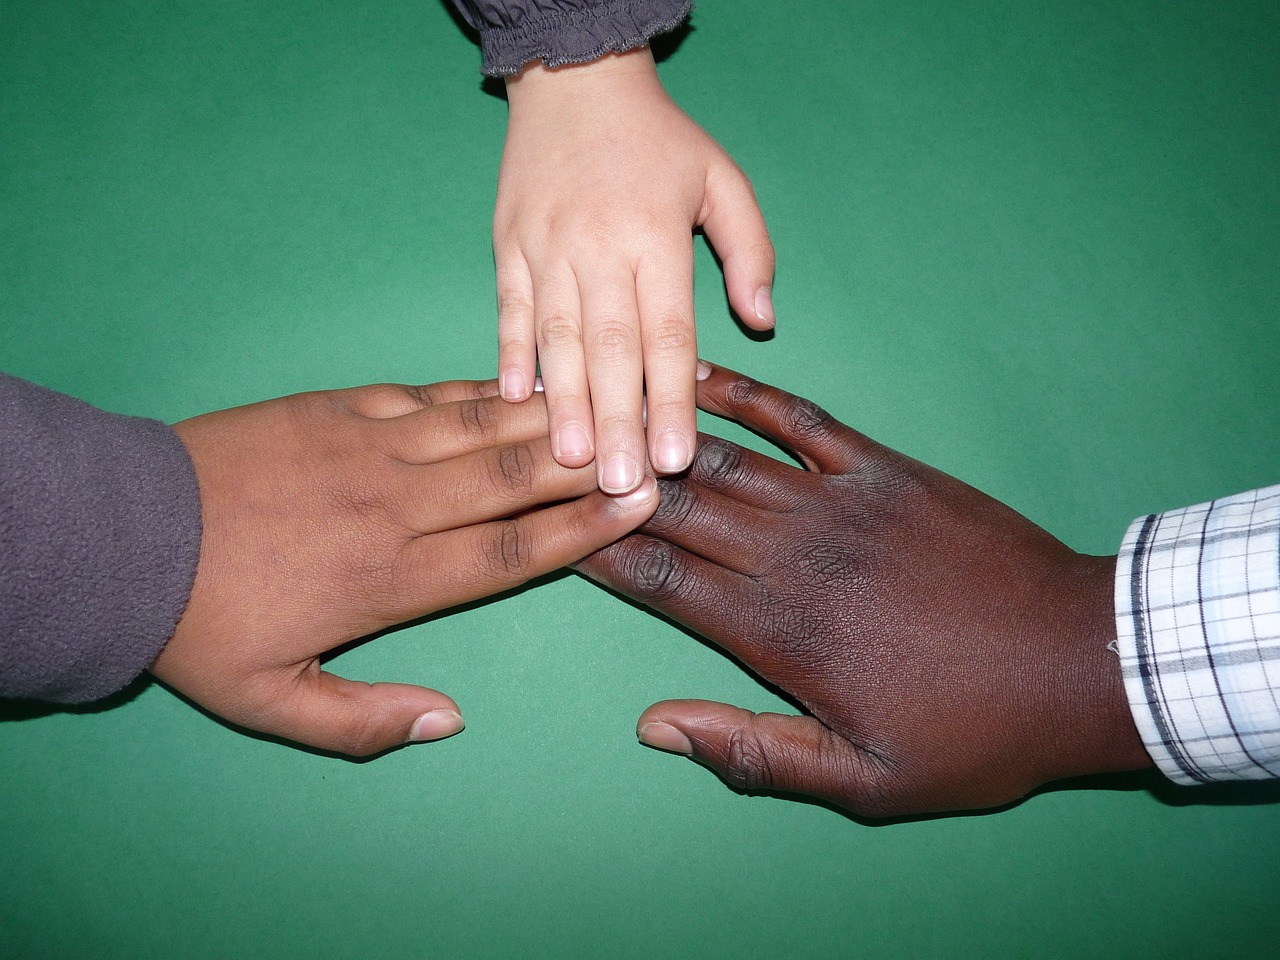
0,374,201,704
450,0,691,76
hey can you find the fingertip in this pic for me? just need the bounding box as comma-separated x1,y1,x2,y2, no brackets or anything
692,360,749,413
638,721,693,755
554,421,595,467
500,367,532,403
600,453,643,494
407,708,466,743
280,675,466,757
753,286,776,329
729,285,776,332
653,435,690,475
702,179,776,332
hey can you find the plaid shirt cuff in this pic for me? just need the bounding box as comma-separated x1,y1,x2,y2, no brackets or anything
1115,485,1280,785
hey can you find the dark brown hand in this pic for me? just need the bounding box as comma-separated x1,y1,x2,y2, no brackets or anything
578,363,1151,816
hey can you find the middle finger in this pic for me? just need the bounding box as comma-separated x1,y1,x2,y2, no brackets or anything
400,437,596,535
579,261,646,494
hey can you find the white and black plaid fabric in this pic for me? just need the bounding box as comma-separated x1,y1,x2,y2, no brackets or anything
1115,485,1280,785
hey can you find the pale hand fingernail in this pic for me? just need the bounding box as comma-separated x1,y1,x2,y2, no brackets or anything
408,709,465,743
601,455,640,494
754,287,776,327
655,432,690,473
501,368,527,401
533,376,545,393
696,360,713,381
558,422,592,460
638,721,693,755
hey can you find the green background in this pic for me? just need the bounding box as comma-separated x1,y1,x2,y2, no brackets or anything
3,1,1279,957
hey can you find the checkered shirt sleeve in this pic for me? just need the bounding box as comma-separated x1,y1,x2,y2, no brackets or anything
1115,485,1280,785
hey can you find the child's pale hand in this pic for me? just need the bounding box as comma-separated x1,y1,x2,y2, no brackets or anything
496,48,775,493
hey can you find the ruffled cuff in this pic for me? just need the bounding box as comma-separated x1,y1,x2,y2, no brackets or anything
463,0,691,76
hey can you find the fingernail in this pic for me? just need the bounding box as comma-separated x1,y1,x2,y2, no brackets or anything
655,432,690,473
408,709,465,743
558,422,592,460
501,368,527,401
754,287,775,327
695,360,713,381
638,721,693,755
601,454,640,494
533,376,545,393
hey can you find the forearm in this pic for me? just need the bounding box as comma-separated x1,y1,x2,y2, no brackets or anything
0,374,201,703
449,0,691,75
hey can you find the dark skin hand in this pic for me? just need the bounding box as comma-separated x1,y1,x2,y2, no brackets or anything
577,362,1153,817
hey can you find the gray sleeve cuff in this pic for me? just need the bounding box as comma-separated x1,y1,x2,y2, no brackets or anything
0,374,202,704
453,0,691,76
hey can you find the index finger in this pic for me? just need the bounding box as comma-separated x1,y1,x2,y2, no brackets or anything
382,392,555,466
576,533,772,672
397,480,660,620
635,237,697,476
337,379,501,421
694,362,867,475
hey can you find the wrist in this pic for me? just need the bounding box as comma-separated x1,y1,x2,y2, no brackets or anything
1029,552,1153,784
503,46,661,109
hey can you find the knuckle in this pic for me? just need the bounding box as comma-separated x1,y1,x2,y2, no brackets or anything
577,210,624,247
653,478,701,529
497,292,534,319
538,317,581,350
782,396,835,442
589,319,636,362
488,520,531,577
646,394,690,430
287,390,340,429
499,332,536,354
747,235,777,267
339,705,388,758
723,723,774,792
489,443,535,497
786,537,859,590
595,411,640,438
849,448,929,500
837,751,900,819
455,397,497,441
691,437,748,487
714,162,756,200
723,375,768,413
646,316,695,354
622,540,688,604
406,384,436,408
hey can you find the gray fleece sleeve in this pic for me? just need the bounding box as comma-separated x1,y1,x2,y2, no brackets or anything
450,0,691,76
0,374,201,704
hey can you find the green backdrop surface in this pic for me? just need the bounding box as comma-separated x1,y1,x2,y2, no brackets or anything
2,2,1278,957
